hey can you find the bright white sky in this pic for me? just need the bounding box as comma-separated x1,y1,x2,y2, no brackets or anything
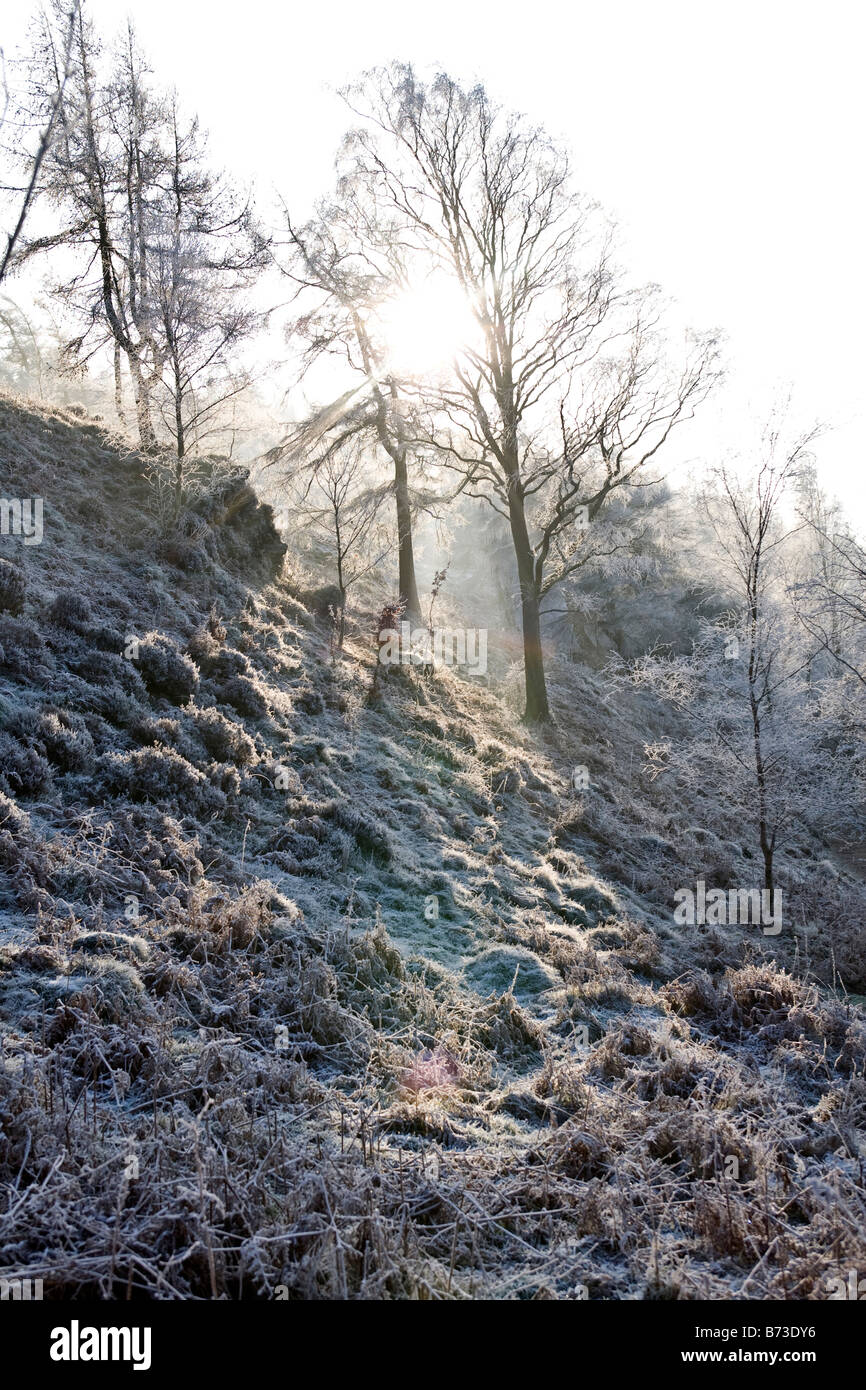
4,0,865,526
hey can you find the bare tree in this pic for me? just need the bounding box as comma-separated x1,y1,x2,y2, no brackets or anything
791,463,866,687
698,424,819,895
0,295,46,394
271,197,424,619
18,6,262,465
286,434,392,647
339,66,718,720
0,1,79,286
18,7,163,444
149,98,264,512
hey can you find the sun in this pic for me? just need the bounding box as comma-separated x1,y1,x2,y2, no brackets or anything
376,275,478,376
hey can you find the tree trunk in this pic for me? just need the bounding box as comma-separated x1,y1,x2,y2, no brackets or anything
749,675,774,898
761,836,774,898
128,354,156,451
172,356,185,519
173,447,184,522
113,342,127,430
394,449,421,621
334,508,347,650
521,582,550,723
507,475,550,723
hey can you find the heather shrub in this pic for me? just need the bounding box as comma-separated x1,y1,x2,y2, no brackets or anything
49,591,93,631
0,615,49,678
219,673,269,720
161,536,208,572
294,686,324,715
302,583,343,618
89,623,125,652
135,632,200,704
190,706,256,765
73,649,147,698
97,746,225,813
329,802,392,863
0,559,26,615
207,761,242,797
206,607,227,642
0,789,29,836
0,730,52,797
210,647,250,681
187,626,222,671
73,683,146,731
33,708,94,773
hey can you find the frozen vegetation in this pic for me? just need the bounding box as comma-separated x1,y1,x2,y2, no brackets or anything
0,394,864,1299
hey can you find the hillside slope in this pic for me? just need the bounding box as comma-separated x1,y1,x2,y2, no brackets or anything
0,394,864,1300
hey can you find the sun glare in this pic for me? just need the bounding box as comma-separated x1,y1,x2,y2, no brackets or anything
377,277,478,376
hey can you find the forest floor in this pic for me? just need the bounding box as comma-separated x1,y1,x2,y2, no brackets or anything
0,393,864,1300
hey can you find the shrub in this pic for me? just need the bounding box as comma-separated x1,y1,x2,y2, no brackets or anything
211,648,250,681
0,790,29,836
190,706,256,765
478,739,510,767
303,584,343,618
187,627,221,671
207,761,242,797
49,591,92,631
206,884,273,950
728,964,801,1028
0,559,26,615
219,673,269,720
161,537,208,572
329,803,392,863
98,746,225,813
0,615,49,678
135,632,200,705
130,715,181,748
0,731,52,797
73,649,147,697
101,805,205,887
89,623,125,653
69,957,149,1025
166,882,274,958
35,708,94,773
294,686,324,715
